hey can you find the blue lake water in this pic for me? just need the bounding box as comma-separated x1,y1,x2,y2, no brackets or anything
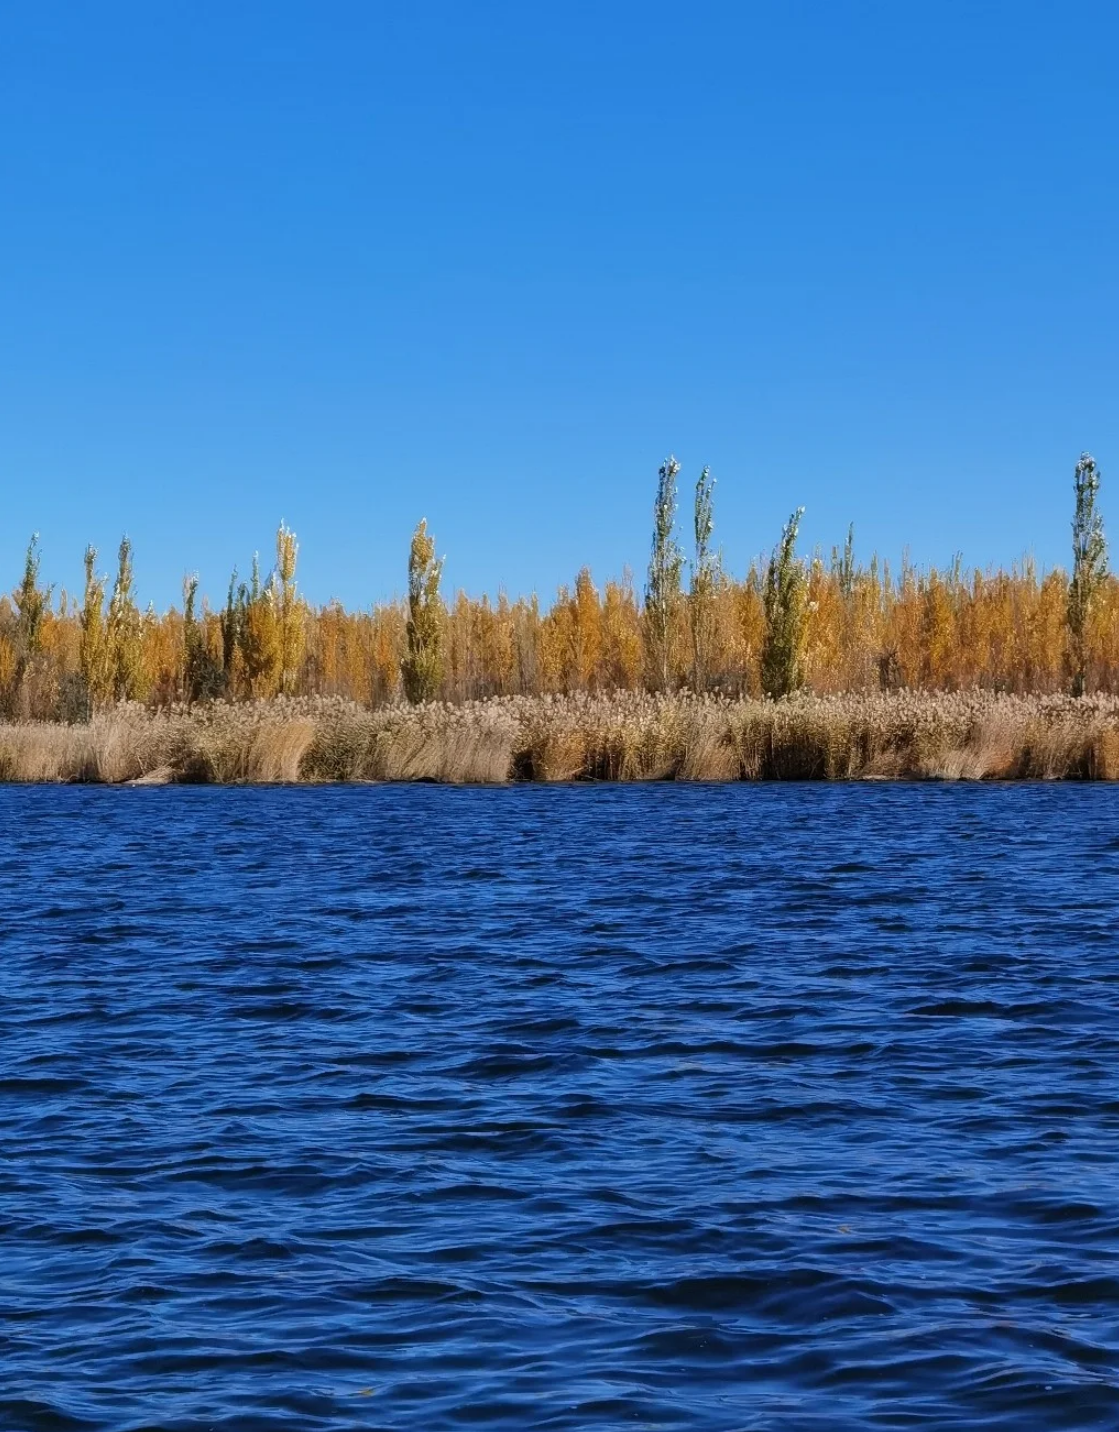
1,783,1118,1431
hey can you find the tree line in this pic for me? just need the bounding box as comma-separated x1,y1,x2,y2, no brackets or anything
0,453,1112,720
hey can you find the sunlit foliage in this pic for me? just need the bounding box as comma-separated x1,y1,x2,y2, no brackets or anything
5,453,1118,722
402,519,445,704
761,508,808,698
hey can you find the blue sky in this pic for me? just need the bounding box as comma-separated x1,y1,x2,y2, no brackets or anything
1,1,1116,610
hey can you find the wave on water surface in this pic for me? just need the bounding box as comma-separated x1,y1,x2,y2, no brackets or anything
1,783,1118,1430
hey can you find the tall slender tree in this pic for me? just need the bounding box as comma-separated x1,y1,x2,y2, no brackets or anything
402,518,445,703
1067,452,1108,696
107,536,146,701
220,569,241,692
690,466,720,691
11,534,51,713
14,534,49,661
182,574,224,704
645,455,684,690
832,523,856,599
761,508,808,697
80,545,111,711
273,521,305,696
238,552,281,697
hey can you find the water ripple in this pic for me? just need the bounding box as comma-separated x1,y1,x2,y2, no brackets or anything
1,783,1118,1429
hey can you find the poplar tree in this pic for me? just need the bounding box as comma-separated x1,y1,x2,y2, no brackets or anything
15,535,49,661
572,567,601,692
12,534,51,711
645,455,683,690
402,518,445,703
273,521,305,696
183,575,204,705
107,536,146,701
1067,452,1108,697
220,570,241,693
80,545,111,711
690,466,720,691
183,575,224,704
833,523,856,599
238,553,281,697
761,507,808,697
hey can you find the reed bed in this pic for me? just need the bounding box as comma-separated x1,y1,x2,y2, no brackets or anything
1,692,1119,784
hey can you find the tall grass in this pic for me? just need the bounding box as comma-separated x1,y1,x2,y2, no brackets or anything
2,692,1117,784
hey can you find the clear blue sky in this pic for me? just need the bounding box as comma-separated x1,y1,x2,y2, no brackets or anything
2,1,1116,610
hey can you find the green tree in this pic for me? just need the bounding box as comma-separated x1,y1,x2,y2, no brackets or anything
645,455,684,690
183,574,224,704
690,466,720,691
832,523,856,599
107,536,146,701
80,545,111,711
10,534,52,712
402,518,445,703
238,552,281,698
1067,451,1108,697
220,569,242,692
14,534,49,661
761,507,808,697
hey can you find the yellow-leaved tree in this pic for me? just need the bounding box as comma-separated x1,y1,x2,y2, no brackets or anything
80,545,112,712
402,519,445,703
107,536,148,702
238,554,281,698
273,521,305,696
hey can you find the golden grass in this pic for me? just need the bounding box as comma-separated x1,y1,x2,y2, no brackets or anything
189,718,316,783
0,713,176,783
1,691,1119,784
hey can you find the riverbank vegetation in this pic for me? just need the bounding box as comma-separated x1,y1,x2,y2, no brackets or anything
1,691,1118,784
0,455,1115,756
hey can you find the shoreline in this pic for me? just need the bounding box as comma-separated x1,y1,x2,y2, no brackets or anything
1,691,1118,785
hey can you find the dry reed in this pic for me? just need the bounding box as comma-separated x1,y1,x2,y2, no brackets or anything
1,691,1119,784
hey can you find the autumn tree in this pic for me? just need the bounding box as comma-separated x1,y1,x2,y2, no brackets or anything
600,576,642,690
825,521,852,596
402,519,445,703
273,521,305,696
761,508,808,697
182,575,224,704
570,568,602,691
238,553,281,698
9,534,52,714
106,537,148,701
79,546,111,711
220,570,242,693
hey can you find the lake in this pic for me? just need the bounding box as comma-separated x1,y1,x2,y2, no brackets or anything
2,784,1118,1430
